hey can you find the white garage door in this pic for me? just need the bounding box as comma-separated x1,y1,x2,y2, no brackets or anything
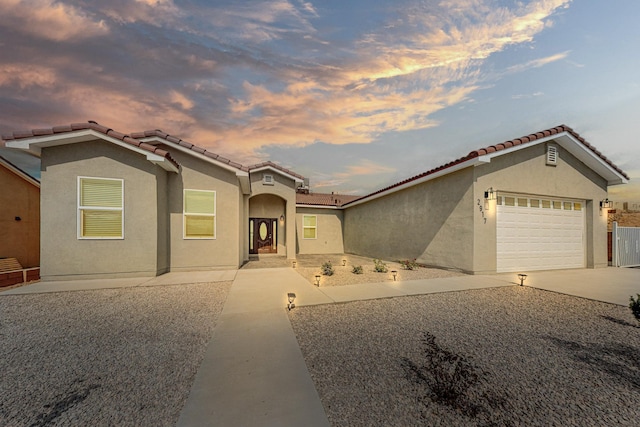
496,195,585,272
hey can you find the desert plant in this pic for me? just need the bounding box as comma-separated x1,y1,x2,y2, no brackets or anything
630,294,640,322
373,259,388,273
400,259,419,270
352,265,363,274
321,261,334,276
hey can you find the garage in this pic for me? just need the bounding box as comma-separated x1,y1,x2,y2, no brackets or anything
496,194,585,272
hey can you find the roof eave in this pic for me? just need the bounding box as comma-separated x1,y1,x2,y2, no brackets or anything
0,156,40,188
250,165,304,184
5,130,179,173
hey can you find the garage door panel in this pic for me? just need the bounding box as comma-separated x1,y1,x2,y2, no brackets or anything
496,196,585,273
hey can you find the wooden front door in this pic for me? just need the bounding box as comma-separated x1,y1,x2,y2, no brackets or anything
249,218,277,254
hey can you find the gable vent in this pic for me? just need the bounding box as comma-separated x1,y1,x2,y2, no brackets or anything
263,174,274,185
546,145,558,166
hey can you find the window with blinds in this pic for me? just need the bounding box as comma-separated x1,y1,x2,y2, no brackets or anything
303,215,317,239
78,177,124,239
184,189,216,239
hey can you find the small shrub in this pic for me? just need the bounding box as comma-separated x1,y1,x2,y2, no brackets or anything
400,259,419,270
321,261,334,276
352,265,363,274
373,259,388,273
630,294,640,322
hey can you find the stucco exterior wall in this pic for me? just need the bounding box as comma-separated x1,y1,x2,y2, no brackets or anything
343,168,475,272
296,208,345,254
0,164,40,268
249,171,297,259
473,142,609,273
166,150,241,271
40,140,166,280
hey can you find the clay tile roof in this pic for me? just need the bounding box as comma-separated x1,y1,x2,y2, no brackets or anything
1,121,179,170
248,161,305,180
134,129,250,172
342,124,628,207
296,192,362,207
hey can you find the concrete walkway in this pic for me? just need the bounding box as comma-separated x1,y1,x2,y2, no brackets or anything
177,268,332,427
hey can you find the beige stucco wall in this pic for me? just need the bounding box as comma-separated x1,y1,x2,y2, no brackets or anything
40,140,167,280
343,168,475,272
249,171,297,259
295,208,345,254
0,164,40,268
166,150,242,271
473,141,609,273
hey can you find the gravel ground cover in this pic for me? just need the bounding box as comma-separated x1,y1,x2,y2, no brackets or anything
289,286,640,426
0,281,231,427
293,254,464,287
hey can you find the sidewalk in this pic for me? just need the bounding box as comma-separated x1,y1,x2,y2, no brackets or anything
176,268,332,427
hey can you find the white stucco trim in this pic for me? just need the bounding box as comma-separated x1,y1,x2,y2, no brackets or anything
6,130,179,173
478,132,628,185
295,204,342,210
250,165,304,184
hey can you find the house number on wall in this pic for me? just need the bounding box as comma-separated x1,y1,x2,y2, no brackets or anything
477,199,487,224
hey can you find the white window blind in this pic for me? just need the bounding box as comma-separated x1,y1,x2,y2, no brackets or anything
303,215,317,239
184,190,216,238
78,177,123,238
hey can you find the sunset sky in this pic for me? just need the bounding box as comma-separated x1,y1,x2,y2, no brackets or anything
1,0,639,199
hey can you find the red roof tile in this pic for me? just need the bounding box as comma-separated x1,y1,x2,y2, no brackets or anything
296,192,361,207
342,124,628,207
131,129,250,172
248,161,305,180
1,121,180,170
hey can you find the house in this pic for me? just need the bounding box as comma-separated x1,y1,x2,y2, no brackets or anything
0,155,40,269
2,122,628,280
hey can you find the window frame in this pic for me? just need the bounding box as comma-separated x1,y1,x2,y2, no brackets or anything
77,176,124,240
302,214,317,240
183,189,217,240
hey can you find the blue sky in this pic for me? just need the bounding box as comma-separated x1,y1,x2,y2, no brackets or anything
1,0,638,199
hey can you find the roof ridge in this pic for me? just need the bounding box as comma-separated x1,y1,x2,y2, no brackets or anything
248,160,306,180
341,124,628,207
1,121,180,170
131,129,249,172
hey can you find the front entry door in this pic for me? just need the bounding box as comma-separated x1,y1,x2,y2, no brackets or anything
250,218,277,254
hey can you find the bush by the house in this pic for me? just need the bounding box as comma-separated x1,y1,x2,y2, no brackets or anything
321,261,334,276
630,294,640,322
373,259,388,273
400,259,419,270
352,265,363,274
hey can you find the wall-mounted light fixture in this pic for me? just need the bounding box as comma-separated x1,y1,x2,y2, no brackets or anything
517,273,527,286
292,260,297,268
315,274,321,286
599,198,612,216
14,216,21,221
484,187,496,200
484,187,496,211
391,270,398,281
342,258,347,266
287,293,296,310
279,214,285,223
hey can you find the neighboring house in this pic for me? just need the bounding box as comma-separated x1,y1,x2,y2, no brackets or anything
2,122,628,280
0,155,40,268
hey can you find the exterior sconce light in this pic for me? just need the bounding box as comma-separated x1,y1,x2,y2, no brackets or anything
391,270,398,281
599,198,612,209
342,259,347,266
15,216,21,221
292,260,297,268
315,274,321,286
279,214,285,223
484,187,495,211
484,187,496,200
287,293,296,310
517,273,527,286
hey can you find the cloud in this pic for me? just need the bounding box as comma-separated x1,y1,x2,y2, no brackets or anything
506,51,570,74
0,0,108,41
335,160,396,178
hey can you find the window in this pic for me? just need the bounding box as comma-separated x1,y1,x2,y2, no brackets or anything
184,190,216,239
517,198,528,207
78,177,123,239
530,199,540,208
553,201,562,209
303,215,317,239
563,202,573,210
541,200,551,208
504,197,515,207
573,202,582,211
